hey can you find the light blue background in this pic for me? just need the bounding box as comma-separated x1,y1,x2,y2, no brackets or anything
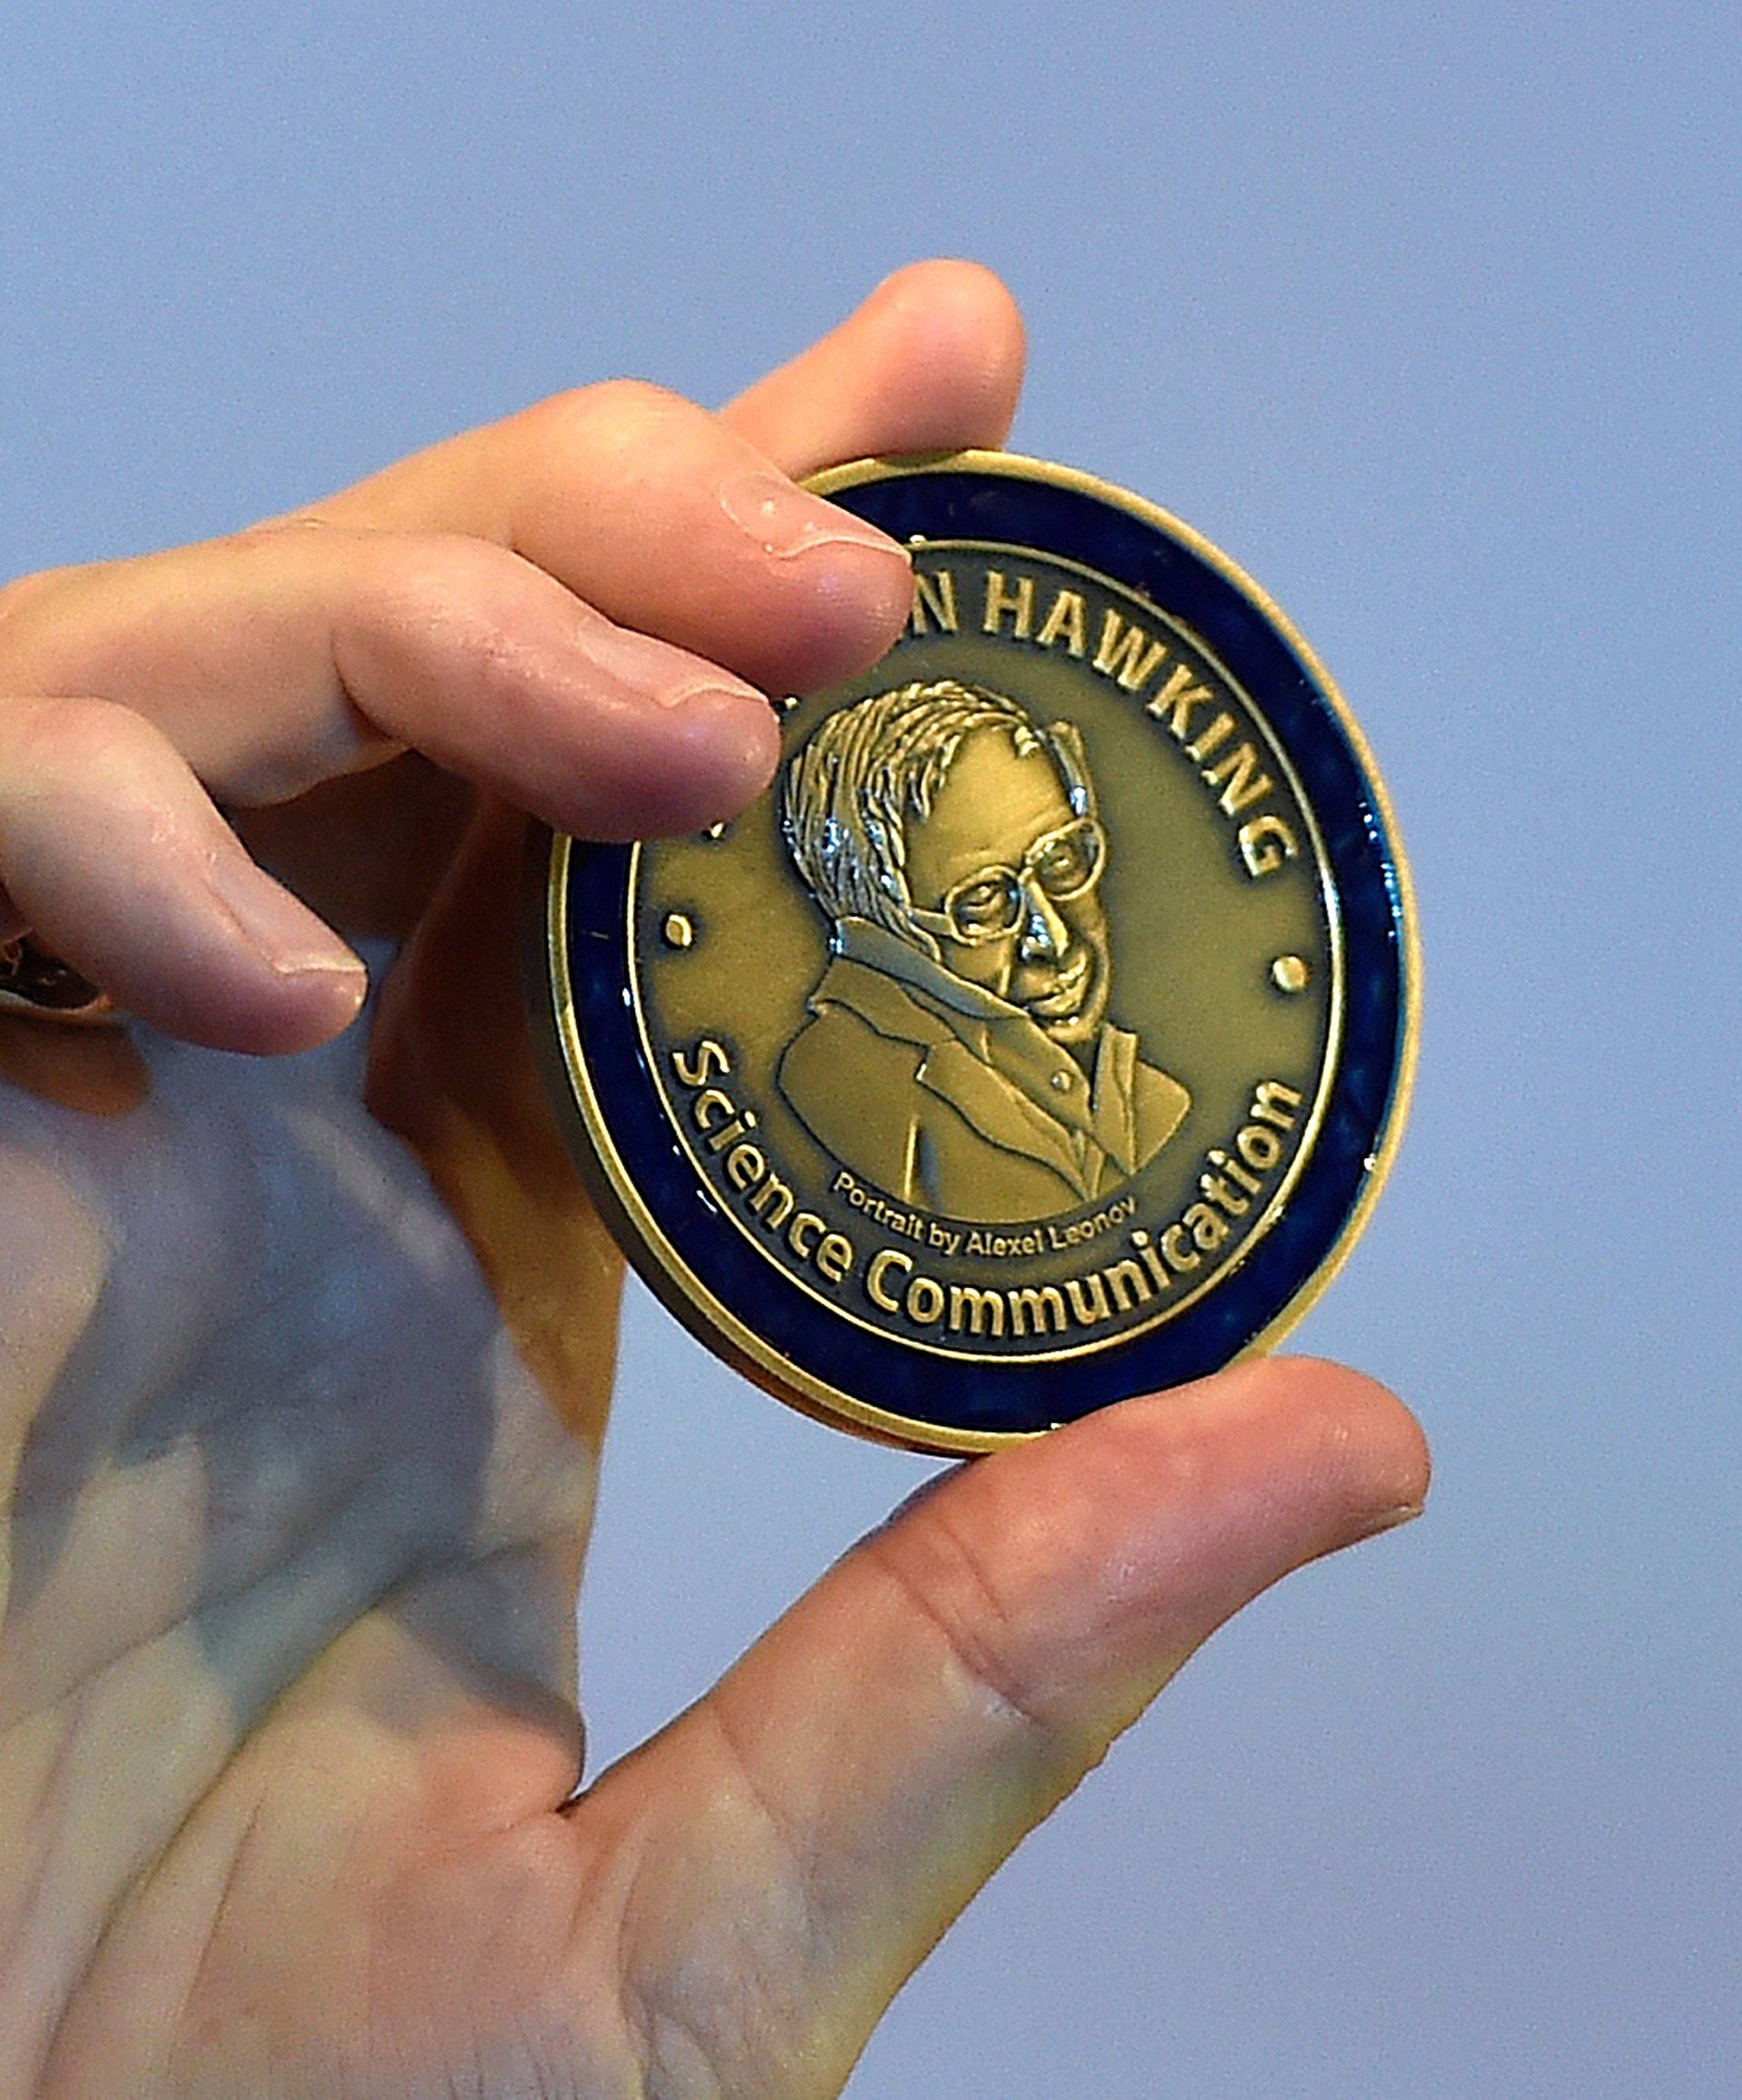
4,5,1737,2092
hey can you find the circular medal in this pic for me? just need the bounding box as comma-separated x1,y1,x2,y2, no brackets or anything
532,453,1416,1453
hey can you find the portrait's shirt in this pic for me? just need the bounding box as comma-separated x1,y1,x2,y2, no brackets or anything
778,918,1190,1220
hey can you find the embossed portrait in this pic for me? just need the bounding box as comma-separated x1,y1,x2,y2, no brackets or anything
778,679,1190,1222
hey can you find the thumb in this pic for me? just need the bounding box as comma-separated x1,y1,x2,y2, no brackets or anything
573,1358,1428,2098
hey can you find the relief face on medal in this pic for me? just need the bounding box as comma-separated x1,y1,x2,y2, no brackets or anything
777,679,1189,1222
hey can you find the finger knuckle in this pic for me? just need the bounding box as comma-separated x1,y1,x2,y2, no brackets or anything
0,564,101,663
0,565,68,624
2,692,153,775
866,1518,1062,1742
365,527,518,610
520,378,699,468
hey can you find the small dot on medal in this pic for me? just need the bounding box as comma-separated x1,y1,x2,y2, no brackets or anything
663,913,696,950
1051,1069,1072,1091
1271,954,1310,994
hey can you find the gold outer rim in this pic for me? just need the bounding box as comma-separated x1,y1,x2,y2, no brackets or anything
542,449,1420,1456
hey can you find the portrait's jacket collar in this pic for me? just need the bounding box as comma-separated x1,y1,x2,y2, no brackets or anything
819,918,1143,1196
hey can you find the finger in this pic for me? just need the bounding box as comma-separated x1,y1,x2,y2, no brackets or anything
0,530,780,839
289,390,915,699
578,1359,1427,2096
0,696,366,1051
0,263,1022,863
272,260,1023,680
366,799,624,1447
721,258,1027,475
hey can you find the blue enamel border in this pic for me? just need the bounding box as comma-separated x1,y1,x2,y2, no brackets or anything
551,466,1409,1439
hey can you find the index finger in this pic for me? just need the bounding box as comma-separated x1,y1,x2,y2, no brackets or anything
289,262,1026,692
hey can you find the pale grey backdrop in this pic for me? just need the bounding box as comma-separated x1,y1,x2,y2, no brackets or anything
3,4,1737,2093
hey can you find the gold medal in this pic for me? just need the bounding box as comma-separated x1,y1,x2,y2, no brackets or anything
533,453,1416,1451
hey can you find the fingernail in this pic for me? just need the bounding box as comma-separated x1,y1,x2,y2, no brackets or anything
205,855,368,985
719,470,911,565
1349,1501,1426,1545
570,617,768,712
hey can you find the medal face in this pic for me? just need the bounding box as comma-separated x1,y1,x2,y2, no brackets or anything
533,453,1416,1452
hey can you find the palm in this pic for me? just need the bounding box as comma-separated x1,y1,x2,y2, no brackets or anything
0,812,591,2073
0,268,1427,2100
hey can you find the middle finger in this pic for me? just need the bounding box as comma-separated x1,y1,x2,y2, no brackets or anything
287,380,915,695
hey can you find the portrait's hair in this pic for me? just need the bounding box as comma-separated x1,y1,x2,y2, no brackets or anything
780,679,1092,957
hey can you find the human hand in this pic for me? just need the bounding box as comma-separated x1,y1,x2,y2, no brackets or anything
0,260,1427,2098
